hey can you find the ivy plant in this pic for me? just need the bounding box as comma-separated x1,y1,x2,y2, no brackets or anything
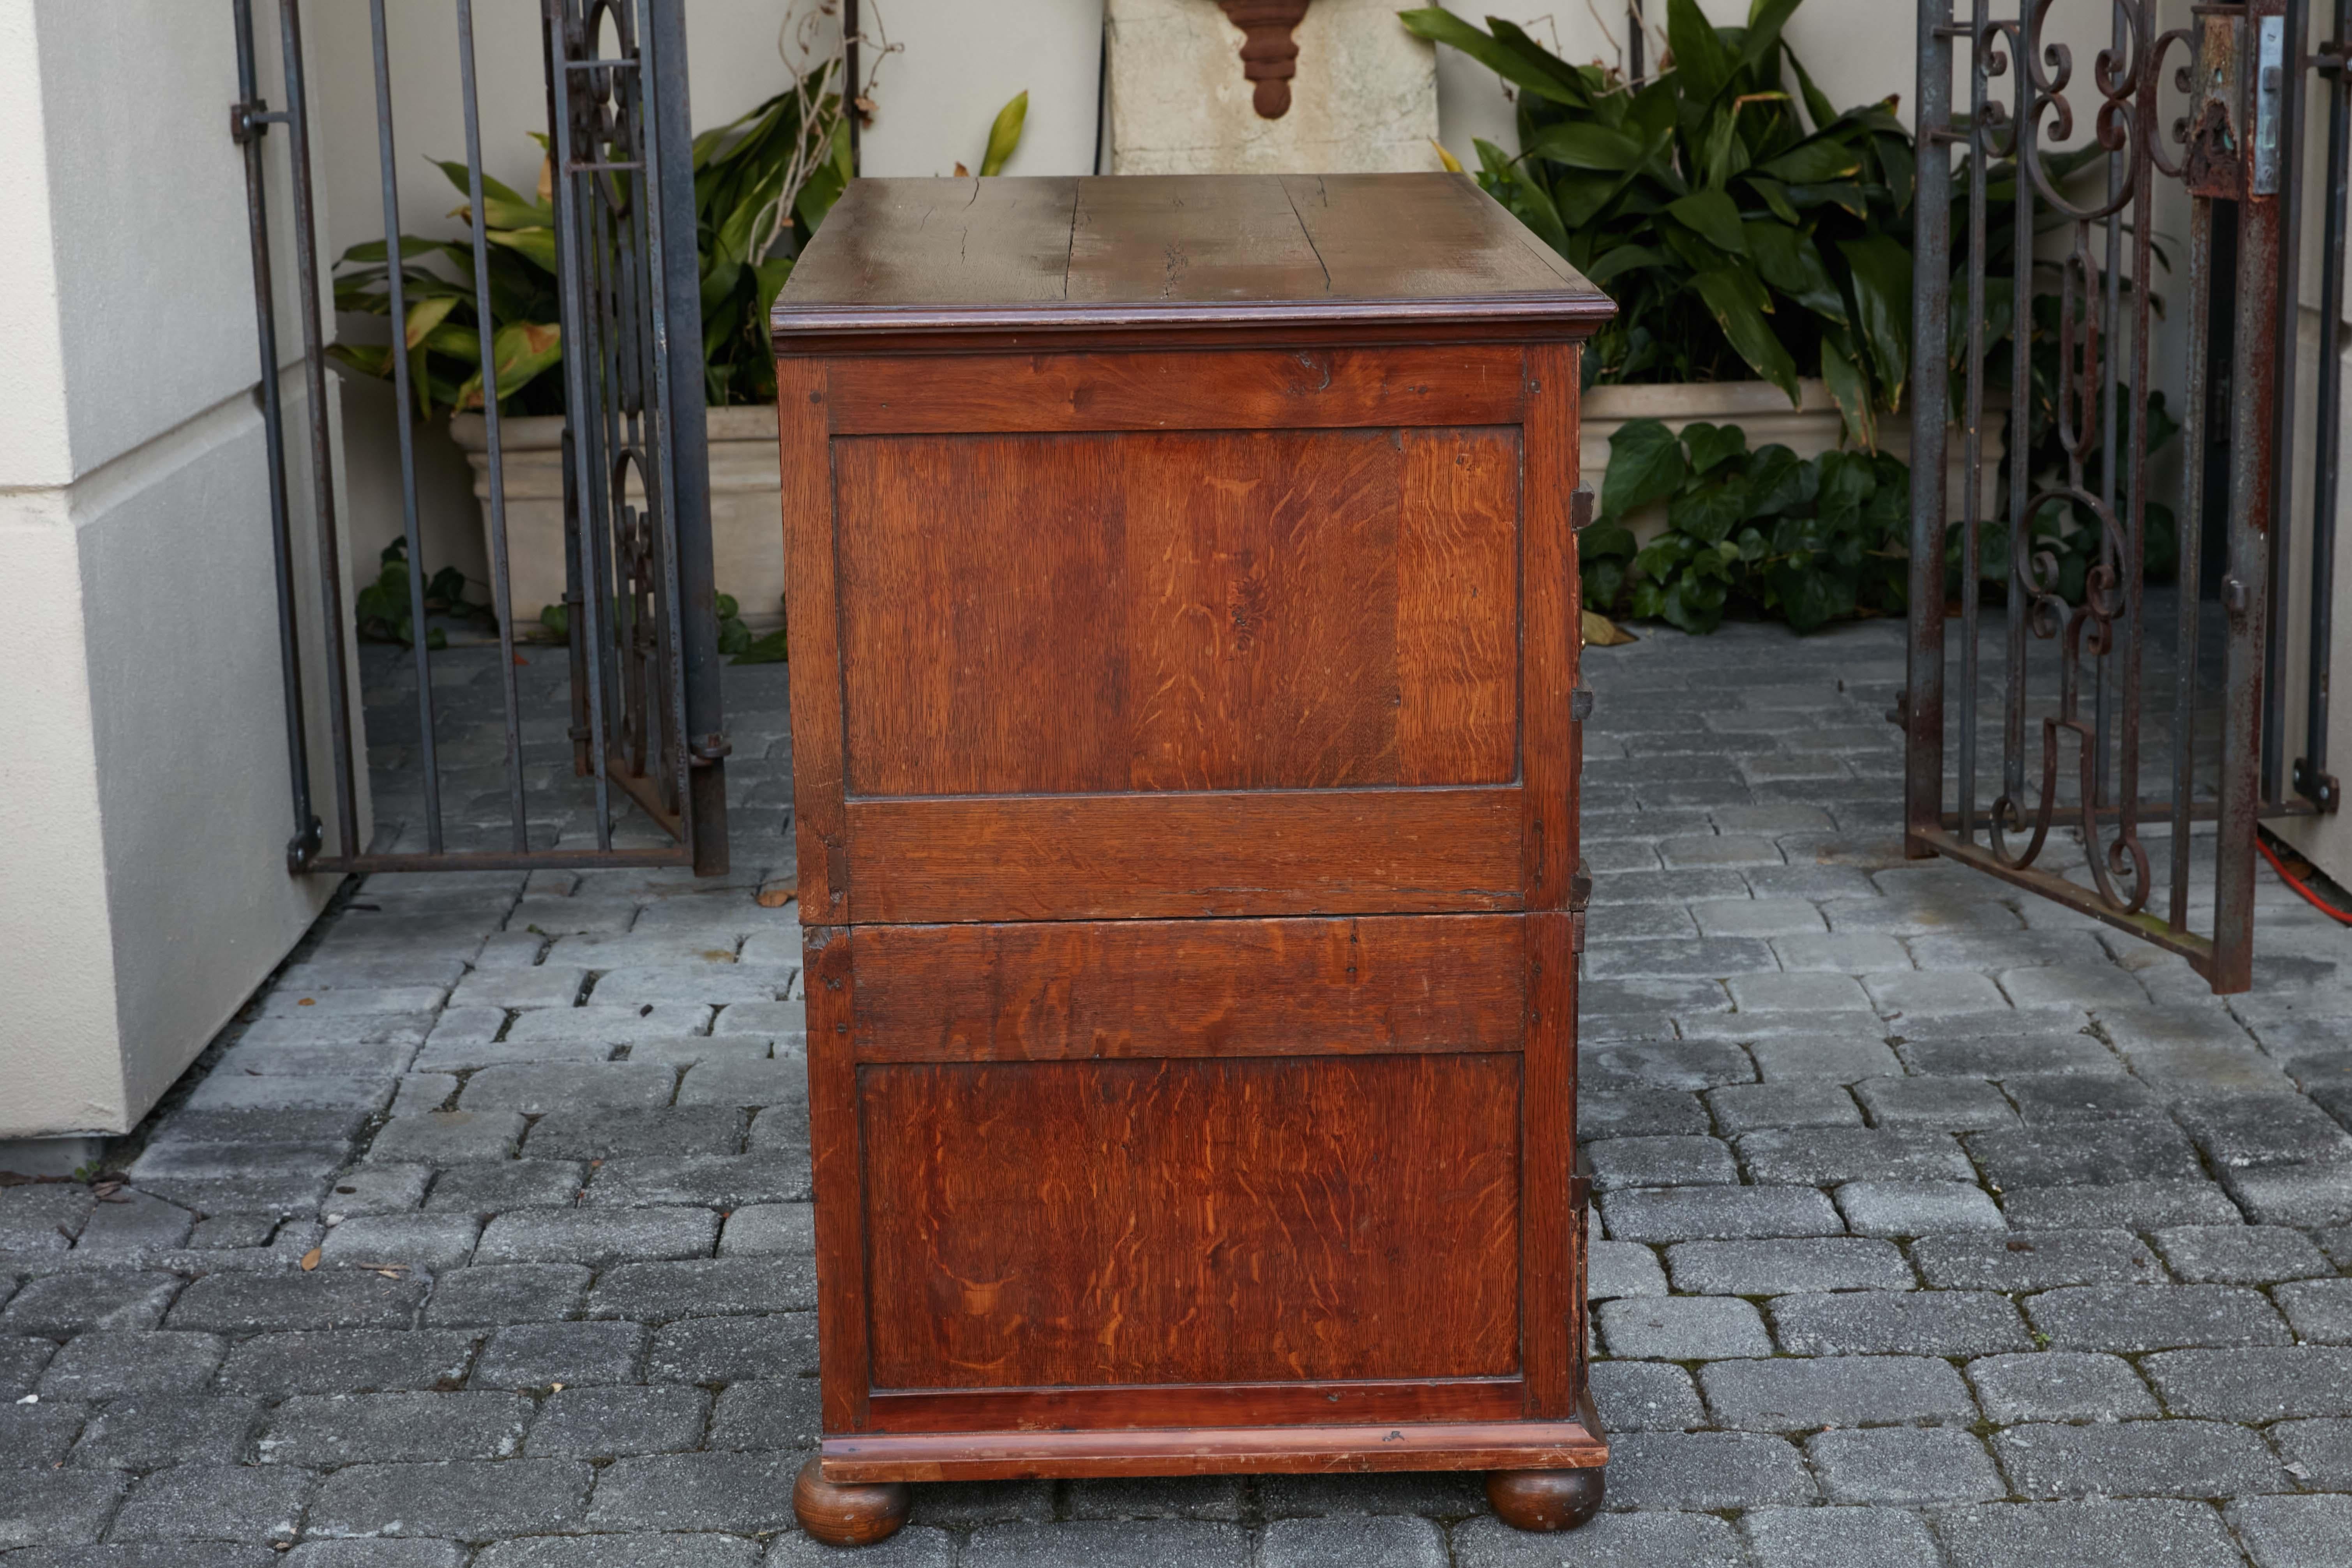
1582,418,1909,634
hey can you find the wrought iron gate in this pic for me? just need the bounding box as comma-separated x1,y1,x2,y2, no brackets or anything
230,0,727,878
1908,0,2348,992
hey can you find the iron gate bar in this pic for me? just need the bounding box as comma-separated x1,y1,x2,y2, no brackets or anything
2298,3,2351,810
456,0,531,851
230,0,320,873
276,0,362,872
2267,0,2310,802
367,0,443,855
231,0,724,878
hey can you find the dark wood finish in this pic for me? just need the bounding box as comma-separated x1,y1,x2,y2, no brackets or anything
866,1377,1524,1434
775,173,1609,1522
849,915,1525,1063
777,357,847,925
772,174,1611,356
822,347,1526,434
842,788,1524,923
835,425,1520,796
1486,1466,1607,1531
820,1418,1606,1483
792,1456,909,1547
860,1053,1522,1389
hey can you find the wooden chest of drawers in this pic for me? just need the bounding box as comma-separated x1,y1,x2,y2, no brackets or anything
772,172,1612,1545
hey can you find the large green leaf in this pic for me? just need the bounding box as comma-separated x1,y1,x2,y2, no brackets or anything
1693,267,1802,405
1666,0,1733,104
1738,0,1805,73
433,161,550,229
486,226,560,274
1820,327,1877,449
1667,188,1746,254
402,294,459,351
1601,418,1688,517
1746,220,1847,323
1670,475,1751,545
1523,120,1646,171
1759,137,1864,184
1838,232,1914,408
1397,8,1588,104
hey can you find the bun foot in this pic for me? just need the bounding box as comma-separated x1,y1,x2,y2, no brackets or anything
793,1455,911,1547
1487,1466,1605,1531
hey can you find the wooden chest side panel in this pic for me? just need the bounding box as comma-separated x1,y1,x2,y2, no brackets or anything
833,427,1520,797
821,347,1527,434
859,1052,1524,1390
842,786,1522,923
852,915,1524,1063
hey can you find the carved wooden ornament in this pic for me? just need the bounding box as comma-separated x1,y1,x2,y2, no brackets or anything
1217,0,1310,119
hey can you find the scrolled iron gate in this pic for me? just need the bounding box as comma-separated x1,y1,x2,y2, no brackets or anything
230,0,727,878
1908,0,2349,992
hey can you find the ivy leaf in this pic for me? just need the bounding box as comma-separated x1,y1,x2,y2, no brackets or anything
1669,475,1751,545
1601,418,1689,517
1746,443,1814,515
1683,421,1750,475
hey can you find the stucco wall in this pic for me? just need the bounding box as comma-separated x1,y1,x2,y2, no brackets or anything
0,0,353,1140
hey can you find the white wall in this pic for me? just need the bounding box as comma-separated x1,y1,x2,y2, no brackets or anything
0,0,353,1141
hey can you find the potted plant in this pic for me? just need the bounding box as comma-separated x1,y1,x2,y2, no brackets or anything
1402,0,2000,541
332,46,1030,641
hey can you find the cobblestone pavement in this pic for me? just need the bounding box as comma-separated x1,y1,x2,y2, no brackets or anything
7,617,2352,1567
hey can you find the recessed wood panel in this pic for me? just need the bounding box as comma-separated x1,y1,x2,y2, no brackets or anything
860,1053,1523,1390
850,915,1525,1063
833,427,1520,797
842,786,1524,923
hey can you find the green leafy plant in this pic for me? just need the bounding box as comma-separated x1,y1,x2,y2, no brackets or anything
357,538,484,649
1582,418,1909,634
1401,0,1917,444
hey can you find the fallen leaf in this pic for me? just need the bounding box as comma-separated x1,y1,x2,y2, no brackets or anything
300,1247,322,1271
297,997,316,1007
754,884,796,910
1581,610,1637,647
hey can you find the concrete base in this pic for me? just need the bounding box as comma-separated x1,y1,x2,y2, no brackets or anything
0,1135,112,1179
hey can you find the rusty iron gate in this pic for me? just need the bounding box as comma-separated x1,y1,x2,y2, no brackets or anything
231,0,727,878
1908,0,2350,992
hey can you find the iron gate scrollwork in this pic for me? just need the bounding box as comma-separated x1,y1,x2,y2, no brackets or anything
1909,0,2348,992
230,0,727,878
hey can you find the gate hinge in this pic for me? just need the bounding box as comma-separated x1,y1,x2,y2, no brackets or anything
2320,41,2351,78
689,731,733,767
1571,907,1587,955
2294,759,2343,813
230,99,288,145
1570,487,1596,533
1570,685,1594,724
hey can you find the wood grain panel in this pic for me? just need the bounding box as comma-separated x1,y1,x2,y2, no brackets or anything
866,1377,1525,1434
1398,427,1521,785
860,1053,1523,1390
820,1417,1605,1483
1520,344,1581,910
777,359,848,923
849,916,1525,1063
833,428,1518,798
823,348,1526,434
1521,911,1577,1418
803,928,869,1433
842,786,1524,923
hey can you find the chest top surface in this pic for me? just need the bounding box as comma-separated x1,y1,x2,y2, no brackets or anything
772,173,1612,351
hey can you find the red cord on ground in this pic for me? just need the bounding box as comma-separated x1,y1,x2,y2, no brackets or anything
2257,833,2352,926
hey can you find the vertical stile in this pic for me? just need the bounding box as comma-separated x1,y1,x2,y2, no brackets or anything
231,0,321,869
1960,0,1991,848
1908,0,1956,858
276,0,362,866
547,9,617,848
367,0,445,853
455,0,531,853
2301,0,2352,810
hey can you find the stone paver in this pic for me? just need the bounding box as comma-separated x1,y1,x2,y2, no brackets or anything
9,620,2352,1559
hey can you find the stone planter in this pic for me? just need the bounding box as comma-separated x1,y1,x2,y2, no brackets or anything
449,405,782,632
1582,378,2004,546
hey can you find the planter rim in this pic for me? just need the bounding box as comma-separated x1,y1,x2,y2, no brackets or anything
450,403,779,451
1584,378,1836,418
